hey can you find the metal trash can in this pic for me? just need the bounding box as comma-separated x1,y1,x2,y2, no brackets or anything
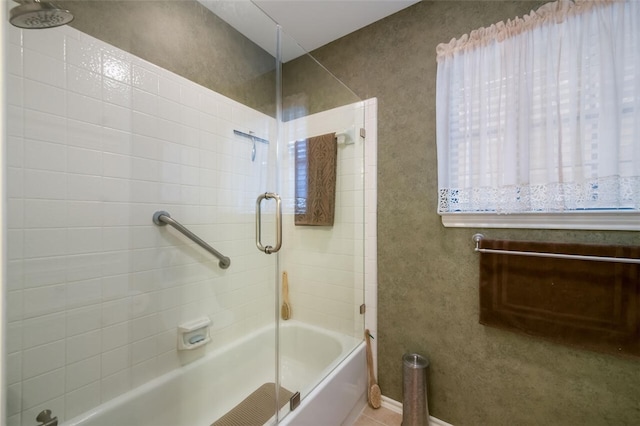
402,353,430,426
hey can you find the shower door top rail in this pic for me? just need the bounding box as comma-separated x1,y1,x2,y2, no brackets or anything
153,211,231,269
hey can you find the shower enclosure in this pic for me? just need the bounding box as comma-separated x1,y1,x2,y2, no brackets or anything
1,1,370,425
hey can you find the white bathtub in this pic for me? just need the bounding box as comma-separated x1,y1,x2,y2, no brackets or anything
62,321,366,426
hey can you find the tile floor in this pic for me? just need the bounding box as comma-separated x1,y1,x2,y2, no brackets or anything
353,405,402,426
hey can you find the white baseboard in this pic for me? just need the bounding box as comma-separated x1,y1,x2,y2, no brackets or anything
381,395,453,426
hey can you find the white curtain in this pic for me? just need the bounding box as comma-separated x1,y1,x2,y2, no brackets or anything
436,0,640,214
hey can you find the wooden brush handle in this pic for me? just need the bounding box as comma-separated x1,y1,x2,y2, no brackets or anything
282,271,289,303
365,329,376,383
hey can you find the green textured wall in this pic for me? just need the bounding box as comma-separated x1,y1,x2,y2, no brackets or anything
302,2,640,425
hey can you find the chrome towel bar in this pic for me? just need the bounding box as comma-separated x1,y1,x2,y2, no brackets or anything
153,211,231,269
473,233,640,264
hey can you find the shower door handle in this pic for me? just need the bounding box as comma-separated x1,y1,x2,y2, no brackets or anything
256,192,282,254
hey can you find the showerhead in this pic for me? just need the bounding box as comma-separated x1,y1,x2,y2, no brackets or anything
9,0,74,29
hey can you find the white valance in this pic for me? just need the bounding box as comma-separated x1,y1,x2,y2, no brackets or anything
436,0,640,216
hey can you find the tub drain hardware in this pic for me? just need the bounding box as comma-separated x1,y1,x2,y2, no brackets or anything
36,409,58,426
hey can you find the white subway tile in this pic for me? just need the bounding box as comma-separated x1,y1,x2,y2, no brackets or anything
130,180,160,204
65,381,100,420
131,337,157,366
22,340,65,380
180,84,199,109
24,139,66,172
132,65,159,94
131,357,158,389
21,367,65,410
157,96,181,123
102,53,131,85
24,80,66,115
101,369,132,403
23,27,65,61
7,352,22,386
23,228,67,259
132,111,158,139
67,201,104,228
23,200,65,229
66,330,101,364
67,147,102,176
103,77,132,108
24,169,66,200
158,76,180,102
23,284,66,319
8,198,24,230
66,36,102,74
7,136,24,168
198,93,218,117
67,64,102,99
7,168,23,201
24,49,65,88
67,119,102,151
66,355,101,393
102,152,132,179
7,261,24,292
101,346,130,377
102,322,130,352
101,251,132,276
67,278,102,309
7,75,23,108
102,227,131,252
102,298,132,327
22,312,66,349
7,43,23,77
180,105,200,129
102,274,130,301
131,134,160,160
22,256,66,290
6,290,23,322
131,157,160,182
66,304,102,337
68,228,103,255
102,128,132,155
103,103,132,132
132,88,158,115
7,105,24,138
67,174,102,201
67,253,103,283
156,119,183,144
131,314,158,341
67,92,102,125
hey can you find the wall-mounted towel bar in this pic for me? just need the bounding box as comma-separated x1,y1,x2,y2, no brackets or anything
153,211,231,269
234,130,269,162
473,234,640,264
233,129,269,144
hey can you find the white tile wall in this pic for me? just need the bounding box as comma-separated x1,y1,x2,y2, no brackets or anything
280,99,378,342
6,25,276,426
6,21,377,426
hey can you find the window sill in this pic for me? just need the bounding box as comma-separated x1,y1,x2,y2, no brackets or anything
439,211,640,231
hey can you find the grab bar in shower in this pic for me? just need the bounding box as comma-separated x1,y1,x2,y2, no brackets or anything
153,211,231,269
472,233,640,264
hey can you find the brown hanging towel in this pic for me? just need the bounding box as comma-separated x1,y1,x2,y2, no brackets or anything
294,132,337,226
479,238,640,359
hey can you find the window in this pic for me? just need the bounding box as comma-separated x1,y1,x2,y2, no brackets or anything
436,0,639,230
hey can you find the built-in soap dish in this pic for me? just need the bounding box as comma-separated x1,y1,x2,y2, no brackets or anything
178,317,211,350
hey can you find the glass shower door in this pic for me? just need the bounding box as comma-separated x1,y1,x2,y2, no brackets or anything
3,1,284,425
272,26,367,423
